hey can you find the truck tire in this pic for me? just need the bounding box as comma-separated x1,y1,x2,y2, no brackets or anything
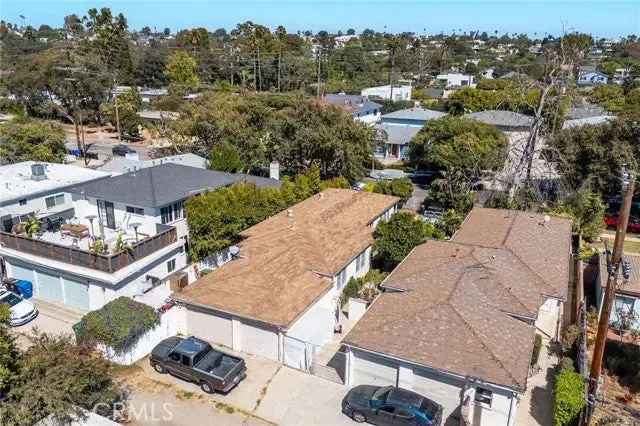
153,363,167,374
200,381,214,394
352,411,366,423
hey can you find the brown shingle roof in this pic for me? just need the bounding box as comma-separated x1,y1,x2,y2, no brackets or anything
453,208,572,300
344,207,572,392
344,243,536,391
175,189,398,328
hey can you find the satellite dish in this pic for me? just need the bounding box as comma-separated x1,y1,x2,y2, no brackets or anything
229,245,240,258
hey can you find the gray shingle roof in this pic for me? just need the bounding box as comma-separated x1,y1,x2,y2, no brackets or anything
466,110,534,129
69,163,279,208
381,107,446,121
375,124,421,145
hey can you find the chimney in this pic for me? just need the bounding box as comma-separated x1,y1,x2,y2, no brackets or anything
269,161,280,180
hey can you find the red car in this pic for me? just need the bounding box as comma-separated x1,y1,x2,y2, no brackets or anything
605,215,640,234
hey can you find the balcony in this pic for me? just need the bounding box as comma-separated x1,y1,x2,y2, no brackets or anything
0,224,177,274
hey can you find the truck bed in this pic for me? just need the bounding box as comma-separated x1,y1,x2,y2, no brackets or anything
195,350,242,379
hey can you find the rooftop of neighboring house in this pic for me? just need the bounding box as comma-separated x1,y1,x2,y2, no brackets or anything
174,189,399,328
375,123,421,145
323,93,382,116
137,110,179,121
97,153,208,175
381,107,446,122
466,110,534,129
453,208,572,299
0,162,110,206
562,115,614,129
599,252,640,297
566,104,609,120
69,163,279,209
344,207,572,393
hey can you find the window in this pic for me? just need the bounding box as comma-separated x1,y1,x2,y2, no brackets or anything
167,259,176,273
160,202,183,224
475,387,493,407
356,251,367,272
18,199,27,206
337,269,347,289
45,194,65,209
126,206,144,215
168,352,180,362
181,355,190,366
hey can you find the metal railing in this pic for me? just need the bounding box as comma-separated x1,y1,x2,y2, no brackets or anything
0,226,177,274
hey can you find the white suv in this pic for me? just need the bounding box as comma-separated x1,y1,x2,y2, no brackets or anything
0,290,38,326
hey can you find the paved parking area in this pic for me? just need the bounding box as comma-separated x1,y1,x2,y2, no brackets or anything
12,298,84,347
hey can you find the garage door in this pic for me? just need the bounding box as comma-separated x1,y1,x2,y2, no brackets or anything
352,350,397,386
186,309,232,348
36,271,63,303
9,264,34,283
240,322,278,360
413,367,463,421
63,278,90,311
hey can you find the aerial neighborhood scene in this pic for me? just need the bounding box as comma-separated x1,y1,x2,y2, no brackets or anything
1,0,640,425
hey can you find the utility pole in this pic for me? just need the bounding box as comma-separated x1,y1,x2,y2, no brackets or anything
114,93,122,142
587,167,635,422
316,48,322,99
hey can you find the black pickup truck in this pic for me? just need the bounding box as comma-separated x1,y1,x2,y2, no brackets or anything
150,336,247,393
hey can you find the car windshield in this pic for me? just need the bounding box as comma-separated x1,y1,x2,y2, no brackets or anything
0,292,22,307
372,387,391,402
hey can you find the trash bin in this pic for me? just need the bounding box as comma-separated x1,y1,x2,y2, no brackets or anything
14,280,33,299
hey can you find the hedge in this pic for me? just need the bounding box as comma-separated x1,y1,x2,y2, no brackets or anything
74,297,160,355
553,370,585,426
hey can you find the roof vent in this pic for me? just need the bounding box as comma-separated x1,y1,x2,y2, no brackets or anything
287,209,293,218
229,245,240,258
30,163,47,181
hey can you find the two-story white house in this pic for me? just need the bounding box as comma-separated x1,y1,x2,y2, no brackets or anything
0,163,279,311
173,189,399,369
0,162,110,233
436,73,475,88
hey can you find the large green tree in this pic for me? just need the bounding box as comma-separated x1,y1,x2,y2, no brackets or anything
0,118,66,164
165,50,199,95
373,211,443,269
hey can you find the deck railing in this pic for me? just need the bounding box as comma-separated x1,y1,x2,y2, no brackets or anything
0,226,177,273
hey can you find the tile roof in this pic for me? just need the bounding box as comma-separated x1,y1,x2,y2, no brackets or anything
69,163,279,208
344,207,572,392
453,208,572,300
174,189,399,328
375,124,421,145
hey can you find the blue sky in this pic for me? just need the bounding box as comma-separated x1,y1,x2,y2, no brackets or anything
1,0,638,38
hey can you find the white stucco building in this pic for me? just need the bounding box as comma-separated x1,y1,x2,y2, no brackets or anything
173,189,399,369
361,85,412,101
436,73,475,88
343,208,572,426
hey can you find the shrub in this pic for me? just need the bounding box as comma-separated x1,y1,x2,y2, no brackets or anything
562,324,580,354
557,357,576,373
372,178,414,204
339,270,385,308
553,370,586,426
531,334,543,367
75,297,160,355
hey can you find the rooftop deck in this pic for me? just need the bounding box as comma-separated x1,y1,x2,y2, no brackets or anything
0,224,177,273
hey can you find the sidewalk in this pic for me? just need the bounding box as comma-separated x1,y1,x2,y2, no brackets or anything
516,337,558,426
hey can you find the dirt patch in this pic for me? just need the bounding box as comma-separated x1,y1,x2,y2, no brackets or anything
113,363,173,394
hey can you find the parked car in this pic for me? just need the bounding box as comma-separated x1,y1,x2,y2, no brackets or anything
421,207,443,224
121,133,144,143
604,215,640,234
112,144,136,157
150,336,246,393
342,385,443,426
0,289,38,326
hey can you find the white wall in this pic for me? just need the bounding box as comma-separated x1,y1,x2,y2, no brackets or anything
99,307,181,365
535,297,562,340
72,196,157,238
1,192,74,223
354,111,381,125
361,85,412,101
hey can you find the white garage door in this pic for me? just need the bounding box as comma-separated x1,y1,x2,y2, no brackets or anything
413,367,463,421
186,309,233,348
63,278,90,311
9,264,34,283
352,350,398,386
240,322,278,361
36,271,63,303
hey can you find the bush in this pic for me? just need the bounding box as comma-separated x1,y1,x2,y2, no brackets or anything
603,340,640,391
75,297,160,355
553,370,586,426
372,178,414,204
339,270,385,308
562,324,581,353
557,357,576,373
531,334,543,367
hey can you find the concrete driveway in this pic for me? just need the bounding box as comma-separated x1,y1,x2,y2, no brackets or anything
129,343,354,426
13,298,84,347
